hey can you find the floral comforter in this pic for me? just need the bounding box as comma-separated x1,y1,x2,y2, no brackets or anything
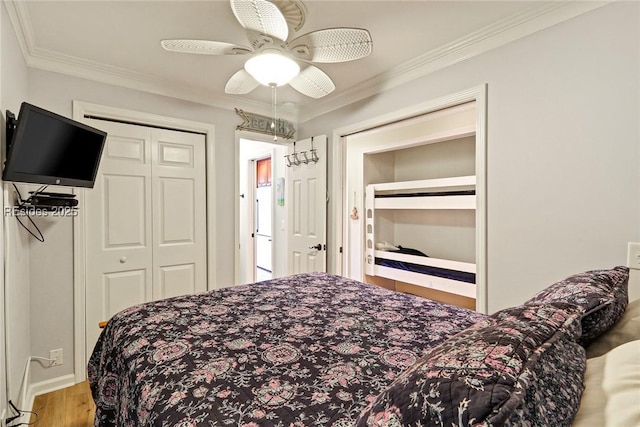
88,273,484,426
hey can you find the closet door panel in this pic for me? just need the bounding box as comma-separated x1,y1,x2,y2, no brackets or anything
102,174,147,248
152,128,207,300
158,177,195,244
159,263,196,299
102,269,147,316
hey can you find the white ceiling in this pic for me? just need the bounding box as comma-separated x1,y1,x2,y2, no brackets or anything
5,1,607,121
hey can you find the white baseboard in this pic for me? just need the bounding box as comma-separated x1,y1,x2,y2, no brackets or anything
15,374,76,424
28,373,76,401
4,371,76,426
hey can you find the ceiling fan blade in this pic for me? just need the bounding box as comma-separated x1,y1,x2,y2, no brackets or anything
230,0,289,42
288,28,373,63
271,0,307,32
225,69,260,95
161,39,252,55
289,65,335,98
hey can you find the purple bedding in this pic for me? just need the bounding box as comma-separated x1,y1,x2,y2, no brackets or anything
88,273,484,426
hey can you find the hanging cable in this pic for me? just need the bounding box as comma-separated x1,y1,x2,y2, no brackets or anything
6,399,38,426
12,183,45,243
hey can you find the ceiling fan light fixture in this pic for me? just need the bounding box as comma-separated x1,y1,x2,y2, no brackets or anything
244,51,300,87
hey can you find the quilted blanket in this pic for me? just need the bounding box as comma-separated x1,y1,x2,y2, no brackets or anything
88,273,484,426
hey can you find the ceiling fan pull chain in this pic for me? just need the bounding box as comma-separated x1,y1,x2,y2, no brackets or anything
271,84,278,142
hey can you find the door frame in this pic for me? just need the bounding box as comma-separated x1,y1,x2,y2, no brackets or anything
332,85,487,313
71,101,216,383
234,131,287,284
253,156,274,282
247,154,273,283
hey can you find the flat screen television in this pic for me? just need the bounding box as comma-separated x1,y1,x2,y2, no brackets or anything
3,102,107,188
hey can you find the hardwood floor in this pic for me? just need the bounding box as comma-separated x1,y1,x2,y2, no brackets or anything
30,381,95,427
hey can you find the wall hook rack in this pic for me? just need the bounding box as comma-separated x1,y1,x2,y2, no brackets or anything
285,140,319,167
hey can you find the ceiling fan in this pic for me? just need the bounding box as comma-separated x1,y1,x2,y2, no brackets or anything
161,0,373,99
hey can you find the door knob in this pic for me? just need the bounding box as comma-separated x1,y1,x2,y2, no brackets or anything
119,257,127,264
309,244,322,251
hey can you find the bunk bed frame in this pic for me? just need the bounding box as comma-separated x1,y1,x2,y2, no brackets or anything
365,175,477,299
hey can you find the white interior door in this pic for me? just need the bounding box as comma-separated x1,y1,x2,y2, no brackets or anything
287,136,327,274
85,120,207,357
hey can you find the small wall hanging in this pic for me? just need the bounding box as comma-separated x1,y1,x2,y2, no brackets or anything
276,177,285,206
235,108,295,140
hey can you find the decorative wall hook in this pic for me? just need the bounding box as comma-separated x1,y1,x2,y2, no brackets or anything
292,152,301,166
309,148,319,163
350,207,359,220
309,137,320,163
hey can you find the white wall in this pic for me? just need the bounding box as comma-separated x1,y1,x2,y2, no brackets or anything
1,0,31,412
299,2,640,312
0,5,6,417
1,5,5,417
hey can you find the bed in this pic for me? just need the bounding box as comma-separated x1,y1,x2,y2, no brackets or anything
89,268,638,426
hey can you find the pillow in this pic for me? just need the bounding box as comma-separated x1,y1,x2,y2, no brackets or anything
572,349,607,427
586,297,640,358
573,340,640,427
602,340,640,426
525,266,629,345
355,303,586,427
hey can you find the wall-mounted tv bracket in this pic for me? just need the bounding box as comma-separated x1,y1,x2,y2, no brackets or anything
6,109,17,155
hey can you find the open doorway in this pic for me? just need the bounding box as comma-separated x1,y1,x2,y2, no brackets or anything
237,137,287,284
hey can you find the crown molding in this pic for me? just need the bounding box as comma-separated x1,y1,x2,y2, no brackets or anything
3,0,278,118
5,0,611,124
298,0,612,122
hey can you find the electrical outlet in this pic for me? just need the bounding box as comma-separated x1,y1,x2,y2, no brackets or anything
49,348,63,367
627,242,640,270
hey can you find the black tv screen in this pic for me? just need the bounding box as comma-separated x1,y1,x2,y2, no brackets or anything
3,102,107,188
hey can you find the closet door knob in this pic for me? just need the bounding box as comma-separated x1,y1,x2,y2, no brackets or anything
309,244,322,251
119,257,127,264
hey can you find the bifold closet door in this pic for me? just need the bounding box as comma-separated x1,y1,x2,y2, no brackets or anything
84,120,207,357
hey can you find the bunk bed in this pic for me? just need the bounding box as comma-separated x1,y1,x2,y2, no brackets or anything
365,175,477,300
